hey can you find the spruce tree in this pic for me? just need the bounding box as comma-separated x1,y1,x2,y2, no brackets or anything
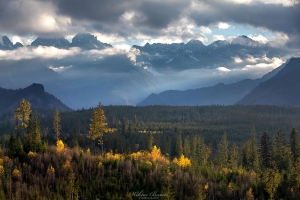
183,137,191,158
176,134,183,157
290,127,300,162
242,126,260,171
53,109,61,141
260,131,271,169
272,129,287,171
217,132,229,168
148,133,154,152
24,112,42,153
229,143,239,171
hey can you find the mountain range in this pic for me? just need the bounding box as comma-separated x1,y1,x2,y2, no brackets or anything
138,58,300,106
0,33,297,108
132,35,287,72
0,83,70,114
0,36,23,50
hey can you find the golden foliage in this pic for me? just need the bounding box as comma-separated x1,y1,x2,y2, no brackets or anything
63,160,71,170
88,104,108,140
130,151,145,161
56,140,64,153
104,152,123,161
14,98,31,129
221,167,232,174
204,183,209,190
246,187,254,199
150,146,170,164
12,168,21,179
0,158,3,165
47,165,55,174
173,154,191,168
238,168,247,176
0,165,4,176
28,151,37,158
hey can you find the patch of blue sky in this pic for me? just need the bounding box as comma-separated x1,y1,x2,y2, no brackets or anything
206,22,274,43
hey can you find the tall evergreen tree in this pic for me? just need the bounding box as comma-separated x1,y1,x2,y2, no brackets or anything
195,136,211,166
217,132,229,168
176,134,183,157
183,137,191,158
24,112,42,153
53,109,61,141
229,143,239,171
242,126,260,171
260,131,271,169
290,127,300,162
148,133,154,152
272,129,287,171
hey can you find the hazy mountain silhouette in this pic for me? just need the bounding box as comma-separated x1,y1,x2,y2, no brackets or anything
237,57,300,106
0,83,70,114
137,62,286,106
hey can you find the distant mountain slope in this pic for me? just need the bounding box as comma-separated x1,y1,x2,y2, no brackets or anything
70,33,112,50
237,57,300,106
0,83,70,114
137,62,285,106
0,36,23,50
30,33,112,50
31,37,71,49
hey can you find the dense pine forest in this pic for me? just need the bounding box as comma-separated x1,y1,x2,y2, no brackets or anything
0,100,300,199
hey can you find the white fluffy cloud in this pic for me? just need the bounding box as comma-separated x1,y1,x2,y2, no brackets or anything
217,67,231,72
216,22,231,29
242,57,284,73
213,35,226,41
232,57,243,63
248,34,269,44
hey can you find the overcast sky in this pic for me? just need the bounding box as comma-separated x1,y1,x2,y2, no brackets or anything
0,0,299,49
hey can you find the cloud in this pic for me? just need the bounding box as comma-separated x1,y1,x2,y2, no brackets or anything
216,22,231,29
213,35,226,41
248,34,269,44
189,0,300,48
0,45,130,61
0,0,75,37
242,57,284,75
49,65,73,73
232,57,243,63
0,0,299,50
217,67,231,72
0,46,81,60
126,48,140,65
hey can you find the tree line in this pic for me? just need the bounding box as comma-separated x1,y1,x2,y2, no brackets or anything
0,100,300,198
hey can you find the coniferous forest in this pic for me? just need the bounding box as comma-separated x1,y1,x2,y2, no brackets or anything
0,100,300,199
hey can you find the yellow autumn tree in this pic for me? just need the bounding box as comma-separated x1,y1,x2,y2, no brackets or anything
56,140,64,153
173,154,191,168
88,103,108,156
14,98,31,129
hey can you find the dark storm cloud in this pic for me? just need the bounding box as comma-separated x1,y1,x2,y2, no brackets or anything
0,0,299,48
132,0,190,29
192,1,300,35
190,1,300,48
51,0,134,24
52,0,190,29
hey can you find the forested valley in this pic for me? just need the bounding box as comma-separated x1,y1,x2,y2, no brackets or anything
0,100,300,199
